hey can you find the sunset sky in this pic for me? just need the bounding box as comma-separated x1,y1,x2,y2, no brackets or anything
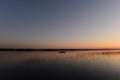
0,0,120,48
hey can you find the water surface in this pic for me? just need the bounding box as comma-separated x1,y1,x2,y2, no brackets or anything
0,50,120,80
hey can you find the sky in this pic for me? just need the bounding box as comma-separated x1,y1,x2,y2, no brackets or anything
0,0,120,49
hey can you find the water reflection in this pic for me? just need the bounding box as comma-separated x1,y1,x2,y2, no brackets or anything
0,50,120,80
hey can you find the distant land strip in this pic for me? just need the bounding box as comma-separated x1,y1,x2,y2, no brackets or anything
0,48,120,51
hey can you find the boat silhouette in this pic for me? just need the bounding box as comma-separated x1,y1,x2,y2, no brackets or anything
59,50,65,53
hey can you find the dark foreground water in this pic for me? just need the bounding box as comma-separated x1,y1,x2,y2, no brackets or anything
0,50,120,80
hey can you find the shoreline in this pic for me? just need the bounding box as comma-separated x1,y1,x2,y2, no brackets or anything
0,48,120,51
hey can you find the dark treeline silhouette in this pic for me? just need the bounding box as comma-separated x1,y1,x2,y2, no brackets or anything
0,48,120,51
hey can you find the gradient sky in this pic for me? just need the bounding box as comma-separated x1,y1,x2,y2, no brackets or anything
1,0,120,48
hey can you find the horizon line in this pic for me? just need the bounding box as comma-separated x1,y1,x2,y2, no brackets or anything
0,48,120,51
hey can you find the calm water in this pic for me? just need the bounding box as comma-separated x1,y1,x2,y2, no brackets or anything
0,50,120,80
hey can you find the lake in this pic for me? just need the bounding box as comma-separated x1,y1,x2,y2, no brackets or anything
0,50,120,80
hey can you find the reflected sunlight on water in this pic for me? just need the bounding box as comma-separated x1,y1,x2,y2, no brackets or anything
0,50,120,80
